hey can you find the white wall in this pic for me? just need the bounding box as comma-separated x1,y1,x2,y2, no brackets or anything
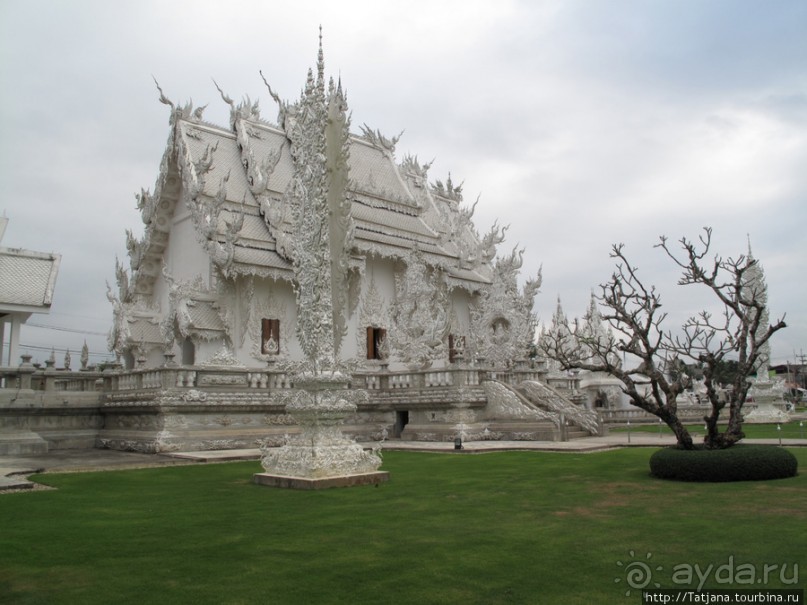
167,211,210,285
231,277,299,366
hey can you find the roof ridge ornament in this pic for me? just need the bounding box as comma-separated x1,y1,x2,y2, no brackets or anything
260,70,291,130
432,172,463,202
359,124,403,154
153,77,206,123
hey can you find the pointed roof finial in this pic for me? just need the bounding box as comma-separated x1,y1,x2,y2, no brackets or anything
747,233,754,258
317,25,325,87
153,76,174,110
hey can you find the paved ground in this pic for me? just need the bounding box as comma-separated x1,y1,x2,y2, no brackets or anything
0,449,198,491
2,434,804,492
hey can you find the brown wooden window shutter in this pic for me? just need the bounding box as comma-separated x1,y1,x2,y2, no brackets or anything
261,318,280,355
366,327,386,360
366,326,375,359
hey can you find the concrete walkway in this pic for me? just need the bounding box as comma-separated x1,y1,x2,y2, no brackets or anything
0,449,196,491
2,434,805,491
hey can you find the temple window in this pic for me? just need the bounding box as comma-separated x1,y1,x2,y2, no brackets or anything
366,327,386,360
181,338,195,365
449,334,465,363
261,318,280,355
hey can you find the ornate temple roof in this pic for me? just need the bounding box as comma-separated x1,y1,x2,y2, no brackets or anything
119,43,507,309
180,298,226,340
107,42,544,367
171,117,485,280
123,313,163,348
0,220,61,313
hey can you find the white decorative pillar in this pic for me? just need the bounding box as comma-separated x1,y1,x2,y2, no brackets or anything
9,314,26,367
0,319,6,366
254,35,387,489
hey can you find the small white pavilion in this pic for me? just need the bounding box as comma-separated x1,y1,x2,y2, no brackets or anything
0,216,61,367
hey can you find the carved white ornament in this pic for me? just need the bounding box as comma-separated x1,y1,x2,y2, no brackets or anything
520,380,600,435
242,279,290,362
390,250,451,369
468,248,541,368
482,381,559,424
257,35,383,480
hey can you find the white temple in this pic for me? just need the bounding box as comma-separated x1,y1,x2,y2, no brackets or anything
0,37,606,457
107,38,541,376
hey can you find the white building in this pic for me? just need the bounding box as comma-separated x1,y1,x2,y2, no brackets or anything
0,216,61,368
1,43,606,455
108,42,541,374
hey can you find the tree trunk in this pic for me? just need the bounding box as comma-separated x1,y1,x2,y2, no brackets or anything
668,416,694,450
704,410,744,449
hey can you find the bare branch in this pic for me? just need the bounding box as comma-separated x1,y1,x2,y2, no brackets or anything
541,228,787,450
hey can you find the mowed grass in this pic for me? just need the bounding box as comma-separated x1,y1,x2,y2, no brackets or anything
1,449,805,605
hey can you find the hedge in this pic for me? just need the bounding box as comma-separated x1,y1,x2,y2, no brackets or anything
649,444,798,482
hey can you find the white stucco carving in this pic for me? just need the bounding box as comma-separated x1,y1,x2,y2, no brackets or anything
520,380,600,435
254,35,384,481
482,381,559,424
390,250,451,368
468,248,541,368
241,279,290,362
744,240,771,377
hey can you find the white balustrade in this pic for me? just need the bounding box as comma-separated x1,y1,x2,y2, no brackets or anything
425,371,453,387
176,371,196,387
118,374,139,391
390,374,411,389
248,372,269,388
142,371,162,389
268,373,291,390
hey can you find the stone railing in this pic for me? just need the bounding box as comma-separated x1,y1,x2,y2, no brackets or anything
599,405,715,424
97,366,295,393
354,367,486,391
2,363,543,404
485,368,544,385
0,365,105,392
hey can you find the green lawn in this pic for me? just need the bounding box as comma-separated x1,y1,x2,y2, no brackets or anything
1,449,805,605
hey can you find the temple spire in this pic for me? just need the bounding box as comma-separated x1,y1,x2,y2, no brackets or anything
554,295,565,319
317,26,325,92
742,235,770,376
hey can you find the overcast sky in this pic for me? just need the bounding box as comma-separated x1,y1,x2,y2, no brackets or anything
1,0,805,367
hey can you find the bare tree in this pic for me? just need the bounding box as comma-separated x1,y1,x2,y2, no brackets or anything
539,228,786,450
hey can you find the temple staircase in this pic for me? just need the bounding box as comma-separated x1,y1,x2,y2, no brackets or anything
508,380,601,438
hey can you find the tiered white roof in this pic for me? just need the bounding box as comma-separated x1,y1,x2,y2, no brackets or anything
122,68,498,304
109,40,532,363
0,218,60,314
170,118,491,280
0,217,61,367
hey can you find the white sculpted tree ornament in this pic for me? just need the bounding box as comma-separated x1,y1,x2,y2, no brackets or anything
539,228,785,450
256,34,385,484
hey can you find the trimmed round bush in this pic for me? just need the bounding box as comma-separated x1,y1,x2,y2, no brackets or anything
649,444,798,482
